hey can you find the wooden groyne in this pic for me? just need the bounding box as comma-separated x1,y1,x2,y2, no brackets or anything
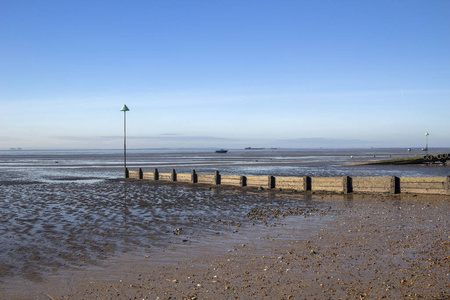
347,153,450,166
125,168,450,196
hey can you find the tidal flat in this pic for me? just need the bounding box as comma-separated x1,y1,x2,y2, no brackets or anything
0,179,448,299
1,148,449,298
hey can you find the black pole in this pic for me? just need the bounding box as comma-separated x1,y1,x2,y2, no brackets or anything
124,110,127,173
120,104,130,178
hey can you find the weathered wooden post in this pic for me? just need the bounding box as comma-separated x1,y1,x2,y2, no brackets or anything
214,171,220,185
191,170,197,183
124,168,129,179
268,176,275,189
240,176,246,187
138,168,143,180
446,176,450,195
171,169,177,182
154,168,159,181
304,176,311,191
343,176,352,194
390,176,399,194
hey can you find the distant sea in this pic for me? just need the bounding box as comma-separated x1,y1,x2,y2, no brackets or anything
1,148,449,183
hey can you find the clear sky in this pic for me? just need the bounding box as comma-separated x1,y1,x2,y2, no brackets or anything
1,0,449,150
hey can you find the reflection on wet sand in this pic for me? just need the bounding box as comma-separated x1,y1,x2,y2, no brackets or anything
0,179,329,281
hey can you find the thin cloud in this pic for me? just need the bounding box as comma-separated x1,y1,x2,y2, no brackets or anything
130,135,237,142
274,137,377,148
55,136,121,141
0,136,18,141
54,135,237,142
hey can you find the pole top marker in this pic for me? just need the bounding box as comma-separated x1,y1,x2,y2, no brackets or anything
120,104,130,111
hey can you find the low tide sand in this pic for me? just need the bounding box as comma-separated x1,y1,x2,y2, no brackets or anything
0,180,449,299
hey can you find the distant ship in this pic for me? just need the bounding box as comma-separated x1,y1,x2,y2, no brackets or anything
421,148,428,151
245,147,264,150
215,149,228,153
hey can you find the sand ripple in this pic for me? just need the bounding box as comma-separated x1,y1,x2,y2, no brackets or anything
0,179,326,280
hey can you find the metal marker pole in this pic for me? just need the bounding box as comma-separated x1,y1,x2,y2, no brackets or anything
124,109,126,171
120,105,130,177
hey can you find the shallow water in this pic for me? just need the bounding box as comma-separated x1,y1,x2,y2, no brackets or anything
0,178,329,279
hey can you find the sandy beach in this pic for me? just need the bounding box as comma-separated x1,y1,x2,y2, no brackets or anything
0,179,448,299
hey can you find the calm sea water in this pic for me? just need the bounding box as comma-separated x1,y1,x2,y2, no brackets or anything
0,148,449,183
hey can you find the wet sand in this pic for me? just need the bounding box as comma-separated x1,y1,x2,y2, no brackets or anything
0,180,449,299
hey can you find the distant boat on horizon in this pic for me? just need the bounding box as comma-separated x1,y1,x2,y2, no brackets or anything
245,147,265,150
215,149,228,153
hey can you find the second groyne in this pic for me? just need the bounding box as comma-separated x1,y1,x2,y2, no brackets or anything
125,168,450,196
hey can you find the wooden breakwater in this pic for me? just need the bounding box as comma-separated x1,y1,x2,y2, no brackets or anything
347,153,450,166
125,168,450,196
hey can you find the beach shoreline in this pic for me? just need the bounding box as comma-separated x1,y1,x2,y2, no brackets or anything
0,181,448,299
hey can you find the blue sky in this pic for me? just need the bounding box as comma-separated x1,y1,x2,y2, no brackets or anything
1,0,449,149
